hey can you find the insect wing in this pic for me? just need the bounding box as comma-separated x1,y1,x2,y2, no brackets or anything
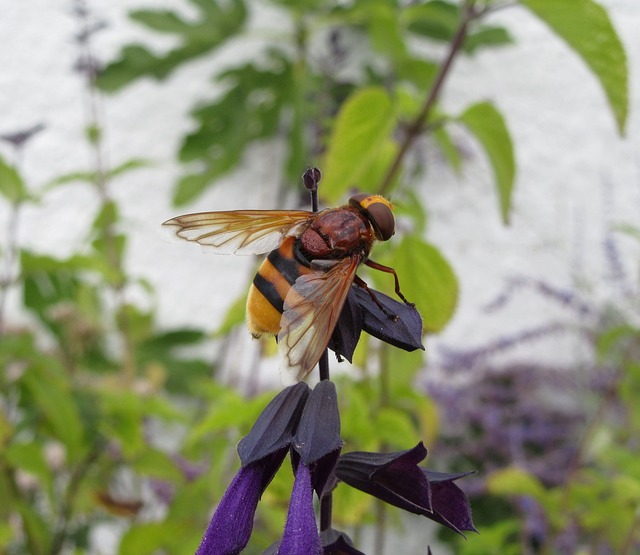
163,210,312,255
278,256,361,383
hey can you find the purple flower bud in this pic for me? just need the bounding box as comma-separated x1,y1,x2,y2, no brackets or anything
238,383,310,468
291,380,342,498
302,167,322,191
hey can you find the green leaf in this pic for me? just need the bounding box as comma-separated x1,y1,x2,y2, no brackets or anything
173,172,215,207
22,366,85,460
214,292,248,337
4,443,51,489
521,0,628,134
366,4,407,61
375,407,419,448
393,190,428,236
389,235,458,333
100,392,144,457
120,522,193,555
614,222,640,243
404,1,459,43
174,52,294,205
433,125,462,173
0,155,28,204
0,521,14,549
17,501,52,555
130,10,191,34
396,58,438,91
47,158,150,190
97,0,247,92
459,101,515,225
132,449,183,482
463,25,513,54
457,520,520,555
85,124,101,145
487,466,546,501
109,158,152,178
321,87,395,203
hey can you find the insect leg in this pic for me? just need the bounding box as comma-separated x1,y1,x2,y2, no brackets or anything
353,275,399,321
364,259,412,304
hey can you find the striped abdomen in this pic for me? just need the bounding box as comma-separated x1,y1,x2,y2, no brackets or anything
246,237,312,337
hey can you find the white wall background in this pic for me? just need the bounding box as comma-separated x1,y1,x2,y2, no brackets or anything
1,0,639,373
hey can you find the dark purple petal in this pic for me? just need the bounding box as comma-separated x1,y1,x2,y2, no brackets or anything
329,290,362,363
294,381,342,464
292,381,342,497
422,470,477,535
339,442,428,471
278,463,322,555
197,461,271,555
336,443,476,536
238,382,310,467
337,444,432,515
321,529,366,554
352,285,424,352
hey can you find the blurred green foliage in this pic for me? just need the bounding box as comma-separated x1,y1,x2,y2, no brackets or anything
0,0,633,553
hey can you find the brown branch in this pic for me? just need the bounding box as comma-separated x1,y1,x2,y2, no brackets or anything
377,1,481,195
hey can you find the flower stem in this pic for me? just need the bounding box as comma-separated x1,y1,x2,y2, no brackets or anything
320,490,333,532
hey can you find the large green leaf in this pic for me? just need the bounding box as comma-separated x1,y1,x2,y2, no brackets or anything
22,365,85,461
487,466,546,501
521,0,628,134
459,101,515,225
321,87,395,203
97,0,247,92
0,155,28,204
390,235,458,333
174,53,294,205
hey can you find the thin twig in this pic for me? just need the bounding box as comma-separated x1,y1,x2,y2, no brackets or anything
377,1,479,195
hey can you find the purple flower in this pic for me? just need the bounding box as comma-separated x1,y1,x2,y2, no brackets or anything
282,381,342,553
198,381,343,555
196,458,283,555
196,383,310,555
336,443,476,536
278,463,323,555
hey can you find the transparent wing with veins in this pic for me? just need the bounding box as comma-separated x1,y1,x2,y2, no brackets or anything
162,210,313,255
278,256,361,383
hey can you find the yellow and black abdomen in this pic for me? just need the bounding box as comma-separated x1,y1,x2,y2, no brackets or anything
246,237,312,337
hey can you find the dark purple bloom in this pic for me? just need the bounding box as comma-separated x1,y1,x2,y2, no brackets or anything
197,384,311,554
329,284,424,363
278,463,323,555
291,380,342,497
198,381,344,554
281,381,342,553
336,443,476,536
238,383,310,467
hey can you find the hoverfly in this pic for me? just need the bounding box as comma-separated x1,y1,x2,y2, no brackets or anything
163,193,411,383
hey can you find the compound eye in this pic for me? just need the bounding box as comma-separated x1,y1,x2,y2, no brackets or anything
367,202,395,241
